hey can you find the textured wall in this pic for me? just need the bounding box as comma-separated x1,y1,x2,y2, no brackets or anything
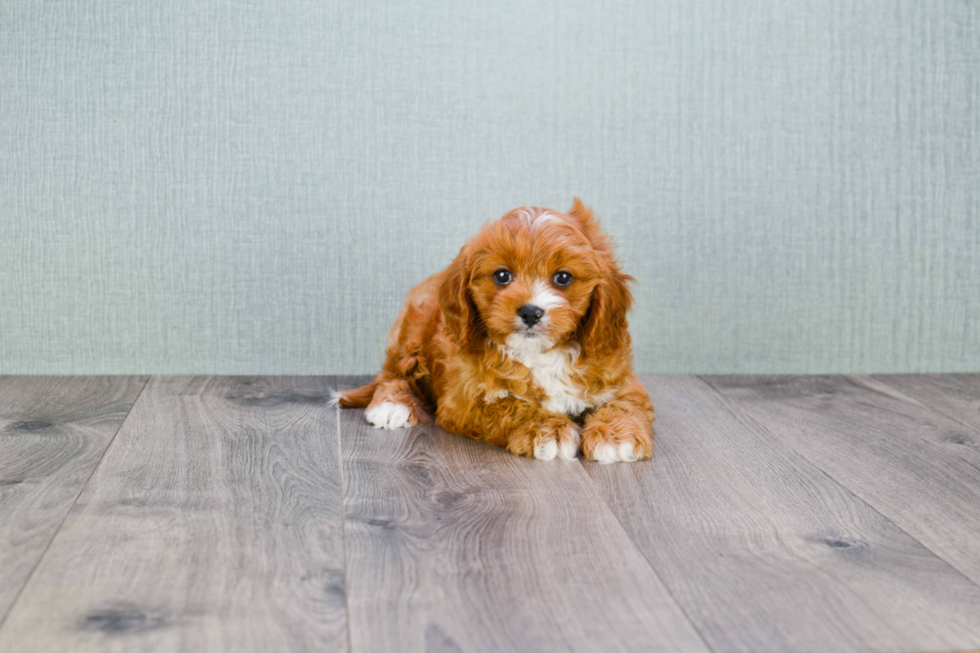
1,0,978,374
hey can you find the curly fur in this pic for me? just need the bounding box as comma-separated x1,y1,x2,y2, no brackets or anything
335,198,655,462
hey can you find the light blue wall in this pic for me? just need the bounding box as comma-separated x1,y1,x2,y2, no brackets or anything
1,0,978,374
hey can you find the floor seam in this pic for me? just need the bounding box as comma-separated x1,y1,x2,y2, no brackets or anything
0,374,151,633
695,374,980,594
865,374,980,437
334,376,355,653
574,453,720,653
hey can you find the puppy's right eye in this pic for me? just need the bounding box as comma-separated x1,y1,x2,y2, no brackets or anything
493,270,513,285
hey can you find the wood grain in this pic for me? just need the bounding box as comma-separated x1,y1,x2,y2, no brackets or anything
704,374,980,589
585,376,980,653
0,376,146,623
336,375,709,653
872,374,980,433
0,376,348,652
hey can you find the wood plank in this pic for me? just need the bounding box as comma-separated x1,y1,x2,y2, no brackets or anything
0,376,146,624
336,376,710,653
0,376,348,652
872,374,980,432
704,374,980,589
585,376,980,653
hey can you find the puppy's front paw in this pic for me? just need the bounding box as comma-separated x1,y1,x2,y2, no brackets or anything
508,416,581,461
365,401,416,429
581,412,652,463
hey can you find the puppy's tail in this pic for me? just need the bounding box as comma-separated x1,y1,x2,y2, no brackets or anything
329,381,378,408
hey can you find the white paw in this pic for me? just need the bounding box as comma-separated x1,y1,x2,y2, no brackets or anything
557,427,581,460
533,421,580,461
592,441,641,464
365,402,412,429
534,439,559,461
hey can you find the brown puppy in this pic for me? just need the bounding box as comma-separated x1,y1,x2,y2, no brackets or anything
333,199,654,463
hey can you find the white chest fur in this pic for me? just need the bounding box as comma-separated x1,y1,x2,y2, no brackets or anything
498,336,612,416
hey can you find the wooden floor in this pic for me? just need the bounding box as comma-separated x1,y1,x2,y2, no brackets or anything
1,376,979,652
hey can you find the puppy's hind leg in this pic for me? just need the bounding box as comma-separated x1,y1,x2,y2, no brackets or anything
364,377,431,430
335,289,435,429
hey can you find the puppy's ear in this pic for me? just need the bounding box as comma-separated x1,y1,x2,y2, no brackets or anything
571,199,635,359
569,196,592,222
580,264,634,359
568,197,611,254
439,247,483,353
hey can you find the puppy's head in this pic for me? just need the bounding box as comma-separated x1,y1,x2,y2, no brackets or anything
439,198,633,358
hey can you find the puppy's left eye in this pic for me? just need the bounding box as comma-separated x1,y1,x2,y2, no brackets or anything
553,272,573,287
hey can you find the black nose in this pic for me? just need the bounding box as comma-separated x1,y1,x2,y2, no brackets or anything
518,304,545,327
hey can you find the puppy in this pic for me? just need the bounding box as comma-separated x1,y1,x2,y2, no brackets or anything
333,199,654,463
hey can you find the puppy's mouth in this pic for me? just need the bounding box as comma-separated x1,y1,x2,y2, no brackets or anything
514,322,548,339
504,325,554,353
